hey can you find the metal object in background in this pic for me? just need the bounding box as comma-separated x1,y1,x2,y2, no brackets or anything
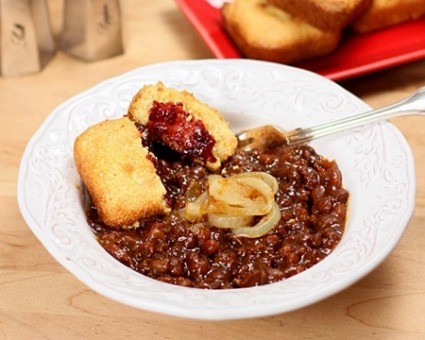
0,0,56,77
61,0,124,62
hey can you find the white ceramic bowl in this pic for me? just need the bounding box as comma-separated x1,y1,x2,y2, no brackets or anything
18,59,415,320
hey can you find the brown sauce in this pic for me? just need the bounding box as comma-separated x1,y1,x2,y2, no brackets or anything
88,137,349,289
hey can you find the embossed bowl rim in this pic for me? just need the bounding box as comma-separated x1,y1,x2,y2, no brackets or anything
17,59,416,320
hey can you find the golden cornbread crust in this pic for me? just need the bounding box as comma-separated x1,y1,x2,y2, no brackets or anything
351,0,425,33
74,117,170,228
268,0,373,31
127,81,237,171
221,0,341,64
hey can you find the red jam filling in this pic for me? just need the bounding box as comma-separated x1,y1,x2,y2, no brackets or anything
145,101,217,164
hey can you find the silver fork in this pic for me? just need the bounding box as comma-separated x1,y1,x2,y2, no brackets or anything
237,86,425,150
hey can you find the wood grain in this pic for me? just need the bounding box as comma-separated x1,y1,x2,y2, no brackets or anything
1,1,424,339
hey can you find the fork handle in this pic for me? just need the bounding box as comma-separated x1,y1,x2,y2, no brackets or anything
286,86,425,144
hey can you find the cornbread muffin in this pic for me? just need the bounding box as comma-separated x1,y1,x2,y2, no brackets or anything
74,117,170,228
221,0,341,65
268,0,373,31
351,0,425,33
128,82,237,170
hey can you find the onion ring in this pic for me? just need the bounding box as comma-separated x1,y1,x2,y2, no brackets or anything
183,171,281,238
231,202,281,238
208,198,272,216
231,171,279,194
207,214,253,229
184,191,208,221
208,175,275,212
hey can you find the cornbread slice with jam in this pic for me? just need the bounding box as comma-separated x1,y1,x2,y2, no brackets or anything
127,82,237,171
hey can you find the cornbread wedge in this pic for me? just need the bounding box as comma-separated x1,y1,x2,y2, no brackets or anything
128,82,237,170
351,0,425,33
221,0,341,64
74,117,170,228
268,0,373,31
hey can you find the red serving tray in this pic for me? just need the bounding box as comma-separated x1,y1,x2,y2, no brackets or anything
175,0,425,81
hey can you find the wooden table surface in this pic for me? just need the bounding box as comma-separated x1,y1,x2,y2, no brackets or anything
1,1,424,339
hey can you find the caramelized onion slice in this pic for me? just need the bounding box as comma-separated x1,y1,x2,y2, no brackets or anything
208,198,272,216
231,202,281,238
209,175,273,206
208,174,276,217
207,214,253,229
209,176,256,206
184,191,208,221
231,171,279,195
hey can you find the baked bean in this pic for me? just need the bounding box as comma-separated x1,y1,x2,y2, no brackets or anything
316,195,333,214
214,250,239,271
169,257,184,276
186,252,211,277
150,258,170,275
324,162,342,187
264,234,280,248
201,268,232,289
202,239,220,256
